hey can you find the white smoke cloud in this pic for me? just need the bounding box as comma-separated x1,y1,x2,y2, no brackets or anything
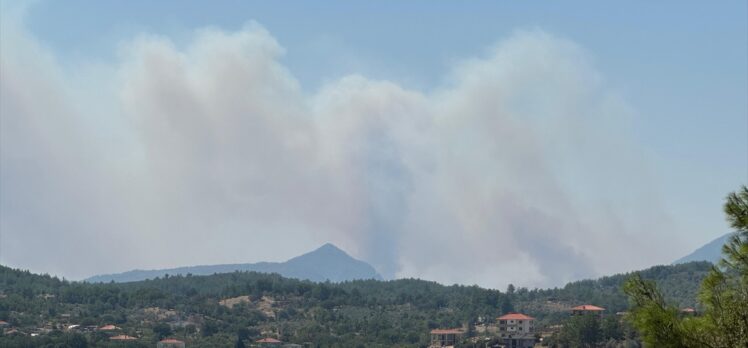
0,12,678,288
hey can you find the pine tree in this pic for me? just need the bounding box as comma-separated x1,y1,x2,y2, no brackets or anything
624,186,748,347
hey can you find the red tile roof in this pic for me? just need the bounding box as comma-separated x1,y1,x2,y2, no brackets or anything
160,338,184,343
97,324,119,331
571,305,605,311
110,335,137,340
497,312,535,320
430,328,464,335
256,337,282,343
681,307,696,313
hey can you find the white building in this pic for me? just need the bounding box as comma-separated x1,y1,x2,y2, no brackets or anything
497,312,535,348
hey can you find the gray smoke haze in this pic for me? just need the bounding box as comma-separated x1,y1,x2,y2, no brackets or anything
0,13,679,288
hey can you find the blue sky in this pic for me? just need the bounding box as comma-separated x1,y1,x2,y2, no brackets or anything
1,1,746,288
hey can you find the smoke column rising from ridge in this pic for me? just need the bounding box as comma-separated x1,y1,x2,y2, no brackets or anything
0,14,679,288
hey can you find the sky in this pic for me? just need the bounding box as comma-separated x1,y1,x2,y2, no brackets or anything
1,0,746,289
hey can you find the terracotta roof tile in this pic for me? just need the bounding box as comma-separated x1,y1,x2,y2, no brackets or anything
571,305,605,311
97,325,119,331
497,312,535,320
430,328,464,334
110,335,137,340
160,338,184,343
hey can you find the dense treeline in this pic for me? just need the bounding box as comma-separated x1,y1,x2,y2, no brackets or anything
0,259,709,347
624,186,748,347
507,261,710,326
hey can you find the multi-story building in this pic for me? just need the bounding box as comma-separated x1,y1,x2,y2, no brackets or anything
430,328,464,347
497,312,535,348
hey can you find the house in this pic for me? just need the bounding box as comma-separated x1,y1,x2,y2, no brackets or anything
110,335,137,341
4,328,21,335
570,305,605,316
430,328,464,347
157,338,186,348
681,307,697,316
97,324,120,331
496,312,535,348
256,337,283,346
0,320,9,327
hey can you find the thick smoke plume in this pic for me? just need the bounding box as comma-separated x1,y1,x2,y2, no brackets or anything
1,13,678,288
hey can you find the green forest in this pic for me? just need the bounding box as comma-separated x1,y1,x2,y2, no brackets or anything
0,260,710,347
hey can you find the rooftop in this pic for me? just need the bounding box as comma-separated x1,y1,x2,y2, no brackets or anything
97,324,119,331
110,335,137,340
498,312,535,320
256,337,283,343
430,328,464,335
571,305,605,311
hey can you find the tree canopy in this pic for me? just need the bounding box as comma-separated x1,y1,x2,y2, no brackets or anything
625,186,748,347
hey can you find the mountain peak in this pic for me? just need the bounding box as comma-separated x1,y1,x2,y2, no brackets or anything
315,242,346,254
86,242,382,283
283,243,382,282
673,232,735,265
290,243,357,264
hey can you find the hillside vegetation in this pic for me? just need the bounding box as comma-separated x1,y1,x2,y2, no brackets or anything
0,261,710,347
624,187,748,347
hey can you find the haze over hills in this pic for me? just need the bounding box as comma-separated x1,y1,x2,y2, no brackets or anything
672,232,735,265
84,233,729,285
86,243,383,283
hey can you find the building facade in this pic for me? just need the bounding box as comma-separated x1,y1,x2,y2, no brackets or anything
497,312,535,348
430,328,464,347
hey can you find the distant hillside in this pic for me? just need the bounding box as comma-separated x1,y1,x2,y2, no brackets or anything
85,243,383,283
673,232,734,265
512,260,712,324
0,260,711,347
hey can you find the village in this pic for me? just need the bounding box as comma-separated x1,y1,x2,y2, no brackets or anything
428,304,609,348
2,298,697,347
427,304,698,348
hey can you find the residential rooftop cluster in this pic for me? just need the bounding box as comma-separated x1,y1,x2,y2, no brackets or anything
429,304,607,348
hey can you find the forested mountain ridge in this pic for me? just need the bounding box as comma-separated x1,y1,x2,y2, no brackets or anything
86,243,383,283
511,261,710,325
0,261,710,347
